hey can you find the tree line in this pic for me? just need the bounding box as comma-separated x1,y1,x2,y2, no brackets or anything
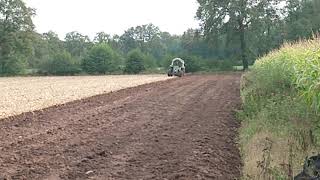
0,0,319,75
196,0,320,69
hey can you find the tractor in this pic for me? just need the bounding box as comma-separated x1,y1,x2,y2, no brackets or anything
167,58,185,77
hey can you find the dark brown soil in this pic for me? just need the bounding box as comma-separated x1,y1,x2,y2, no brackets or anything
0,74,242,180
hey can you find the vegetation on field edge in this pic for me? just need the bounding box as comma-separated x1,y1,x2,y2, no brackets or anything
239,37,320,179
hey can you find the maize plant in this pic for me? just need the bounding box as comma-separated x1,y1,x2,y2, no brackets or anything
253,38,320,113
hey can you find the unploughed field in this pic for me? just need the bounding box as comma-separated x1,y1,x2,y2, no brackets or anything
0,74,242,179
0,75,170,119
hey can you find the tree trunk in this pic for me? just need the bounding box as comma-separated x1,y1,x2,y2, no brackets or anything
239,23,249,70
0,45,3,74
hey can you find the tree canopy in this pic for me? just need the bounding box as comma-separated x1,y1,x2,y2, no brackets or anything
124,49,145,74
82,44,116,74
196,0,284,70
0,0,35,74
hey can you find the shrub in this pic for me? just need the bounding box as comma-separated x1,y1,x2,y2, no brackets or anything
180,55,202,73
0,54,27,75
82,44,116,74
205,59,234,71
41,51,80,75
124,49,145,74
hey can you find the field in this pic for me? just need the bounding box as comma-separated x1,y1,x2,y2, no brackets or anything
0,75,170,119
0,74,242,179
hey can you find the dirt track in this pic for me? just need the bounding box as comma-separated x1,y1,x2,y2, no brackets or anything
0,74,242,180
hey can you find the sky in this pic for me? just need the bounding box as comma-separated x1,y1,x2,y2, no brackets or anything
24,0,200,40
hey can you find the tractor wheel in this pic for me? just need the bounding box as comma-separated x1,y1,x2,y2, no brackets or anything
168,68,173,77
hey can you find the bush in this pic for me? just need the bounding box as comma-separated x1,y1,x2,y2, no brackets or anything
82,44,116,74
0,55,27,75
180,55,202,73
41,51,80,75
205,59,234,71
124,49,145,74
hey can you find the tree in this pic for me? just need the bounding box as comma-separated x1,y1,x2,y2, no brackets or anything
27,31,66,70
160,32,182,56
109,34,121,51
82,44,116,74
120,27,138,53
65,31,91,58
28,32,49,68
42,31,65,54
181,29,219,59
285,0,320,40
0,0,35,74
196,0,283,70
124,49,145,74
119,24,165,61
94,32,111,44
41,31,65,59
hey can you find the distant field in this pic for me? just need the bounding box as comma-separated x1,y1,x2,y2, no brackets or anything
0,75,170,119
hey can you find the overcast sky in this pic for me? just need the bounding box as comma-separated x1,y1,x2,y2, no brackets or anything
24,0,200,40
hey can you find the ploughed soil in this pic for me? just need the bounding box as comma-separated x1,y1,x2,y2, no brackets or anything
0,74,242,180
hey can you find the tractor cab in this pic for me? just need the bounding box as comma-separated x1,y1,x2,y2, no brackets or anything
167,58,185,77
